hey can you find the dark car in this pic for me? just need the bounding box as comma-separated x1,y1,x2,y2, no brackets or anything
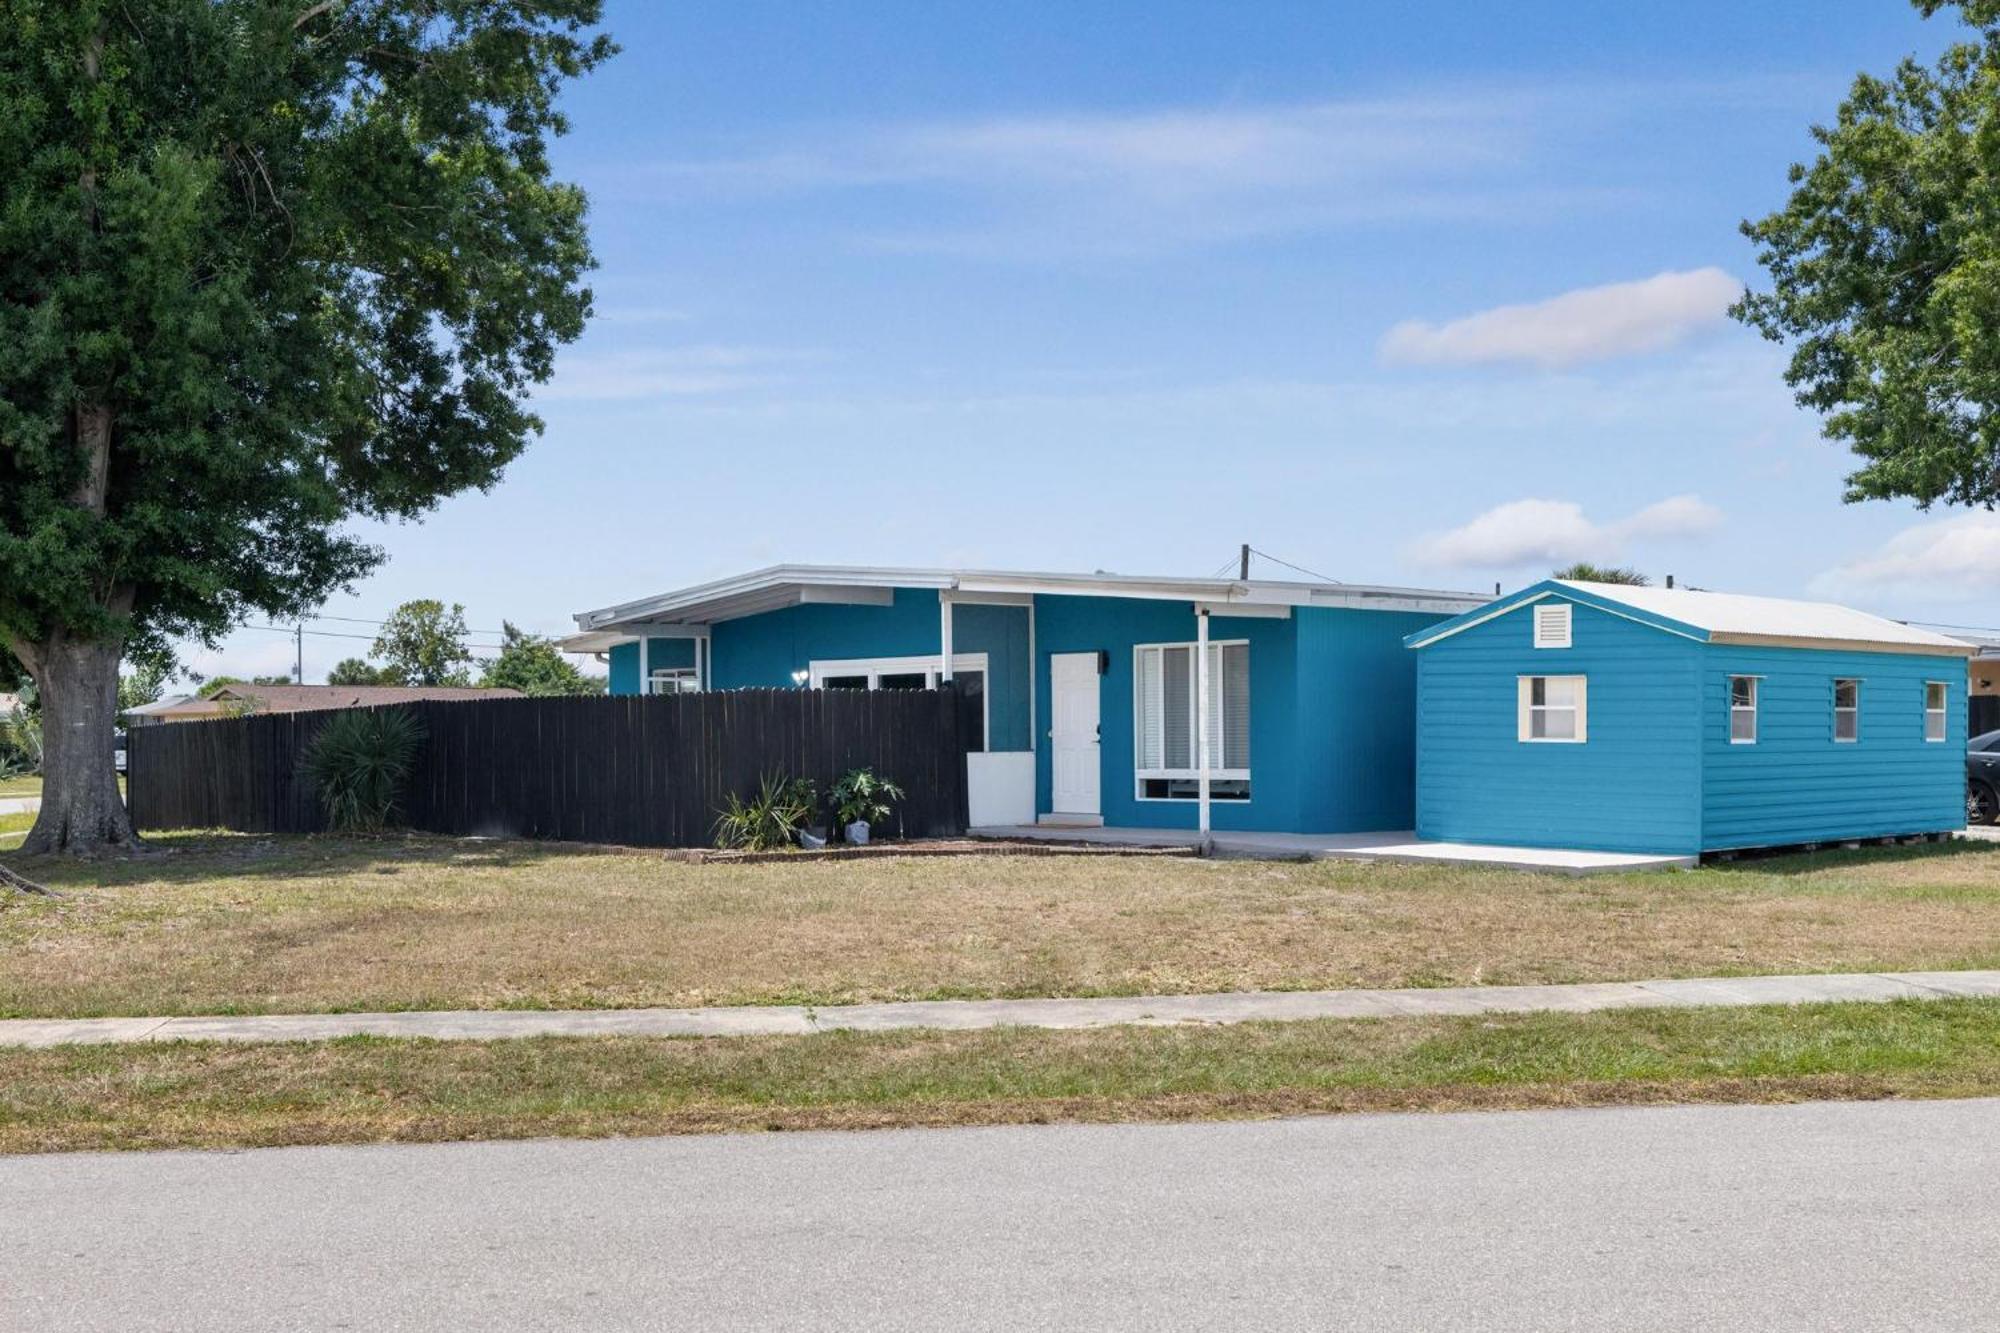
1970,730,2000,825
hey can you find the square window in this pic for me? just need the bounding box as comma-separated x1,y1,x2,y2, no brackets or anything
1520,675,1586,743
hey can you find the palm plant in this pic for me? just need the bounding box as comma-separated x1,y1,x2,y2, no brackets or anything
302,708,427,833
714,773,819,851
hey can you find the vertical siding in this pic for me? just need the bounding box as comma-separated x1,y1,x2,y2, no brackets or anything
1699,644,1963,848
1293,607,1451,832
1031,595,1300,831
1414,600,1704,854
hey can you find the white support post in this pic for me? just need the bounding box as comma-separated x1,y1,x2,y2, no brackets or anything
639,636,650,697
939,593,955,683
1196,607,1211,837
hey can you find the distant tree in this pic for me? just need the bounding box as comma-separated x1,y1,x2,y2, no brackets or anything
371,601,474,688
0,1,613,857
117,660,168,712
481,622,605,696
1734,1,2000,507
327,657,402,688
1551,563,1651,585
196,674,290,699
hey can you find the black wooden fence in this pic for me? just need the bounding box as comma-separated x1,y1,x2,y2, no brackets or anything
128,688,976,847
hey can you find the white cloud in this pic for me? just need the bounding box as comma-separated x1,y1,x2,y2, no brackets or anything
637,92,1643,258
1410,494,1722,570
1379,268,1742,369
1811,514,2000,602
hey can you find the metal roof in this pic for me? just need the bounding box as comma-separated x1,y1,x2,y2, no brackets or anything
1407,579,1976,657
563,563,1490,650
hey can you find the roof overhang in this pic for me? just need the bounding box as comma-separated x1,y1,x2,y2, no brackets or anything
568,563,1488,646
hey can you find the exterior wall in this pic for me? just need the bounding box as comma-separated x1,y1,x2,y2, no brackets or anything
1414,600,1705,854
1294,607,1451,833
1031,595,1302,832
607,638,696,695
1698,644,1963,848
703,588,1032,751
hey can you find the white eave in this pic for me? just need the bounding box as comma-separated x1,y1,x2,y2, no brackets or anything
562,563,1487,648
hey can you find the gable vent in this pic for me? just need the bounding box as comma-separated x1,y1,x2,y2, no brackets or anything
1533,603,1572,649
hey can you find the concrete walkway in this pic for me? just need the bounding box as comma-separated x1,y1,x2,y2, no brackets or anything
6,970,1999,1050
970,824,1696,873
0,795,39,818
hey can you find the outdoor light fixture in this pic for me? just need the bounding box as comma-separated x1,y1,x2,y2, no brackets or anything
791,669,810,687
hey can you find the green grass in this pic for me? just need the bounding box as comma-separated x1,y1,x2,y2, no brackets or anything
0,811,30,851
5,997,1998,1154
0,776,39,799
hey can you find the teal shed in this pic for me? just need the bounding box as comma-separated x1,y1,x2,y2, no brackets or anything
1405,580,1975,856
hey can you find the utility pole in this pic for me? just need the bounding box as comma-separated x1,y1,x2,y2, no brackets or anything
294,623,304,684
1238,543,1250,582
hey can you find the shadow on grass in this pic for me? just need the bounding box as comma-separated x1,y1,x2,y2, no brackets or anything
1700,837,1995,879
4,830,625,891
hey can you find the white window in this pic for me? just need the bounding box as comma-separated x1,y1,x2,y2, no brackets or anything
1134,641,1250,800
1533,603,1572,649
1729,676,1758,744
1518,675,1587,743
807,653,990,751
649,668,700,695
1833,678,1859,743
1925,681,1948,743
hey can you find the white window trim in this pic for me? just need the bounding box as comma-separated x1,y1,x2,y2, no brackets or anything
1925,680,1949,743
1517,675,1588,744
1728,675,1759,745
647,667,701,696
807,652,991,753
1533,603,1572,649
1833,678,1861,744
1132,639,1251,800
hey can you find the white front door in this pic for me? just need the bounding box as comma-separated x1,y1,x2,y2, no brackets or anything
1050,652,1101,816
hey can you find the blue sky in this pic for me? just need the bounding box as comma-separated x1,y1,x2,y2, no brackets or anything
195,0,2000,681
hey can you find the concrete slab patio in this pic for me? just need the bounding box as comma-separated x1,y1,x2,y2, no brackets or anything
5,970,1997,1050
969,824,1697,873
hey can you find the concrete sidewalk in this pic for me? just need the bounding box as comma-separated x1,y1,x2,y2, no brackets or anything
6,969,1999,1050
0,795,38,818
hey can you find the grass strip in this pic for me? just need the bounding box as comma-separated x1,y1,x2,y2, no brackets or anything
5,997,2000,1155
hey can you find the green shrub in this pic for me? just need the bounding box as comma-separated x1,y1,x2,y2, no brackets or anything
832,767,904,831
303,708,426,832
714,773,818,851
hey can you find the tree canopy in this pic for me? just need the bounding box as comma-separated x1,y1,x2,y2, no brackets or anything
327,657,401,687
0,0,611,853
1550,563,1650,586
1734,0,2000,507
370,600,474,687
480,621,604,695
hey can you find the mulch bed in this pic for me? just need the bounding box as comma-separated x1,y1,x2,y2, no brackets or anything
672,838,1200,866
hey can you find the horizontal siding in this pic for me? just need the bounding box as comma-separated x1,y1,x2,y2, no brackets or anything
1699,645,1963,848
1415,600,1702,854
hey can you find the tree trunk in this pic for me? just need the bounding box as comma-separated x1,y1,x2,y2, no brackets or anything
17,634,141,856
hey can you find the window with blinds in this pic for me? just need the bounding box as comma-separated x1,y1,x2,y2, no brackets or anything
1134,641,1250,800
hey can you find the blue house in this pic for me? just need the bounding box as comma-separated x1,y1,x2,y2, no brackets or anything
564,565,1486,833
1404,580,1975,856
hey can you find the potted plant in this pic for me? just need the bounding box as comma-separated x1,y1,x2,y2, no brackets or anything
831,767,904,846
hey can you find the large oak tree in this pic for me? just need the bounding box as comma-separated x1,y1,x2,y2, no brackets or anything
0,1,611,853
1735,0,2000,508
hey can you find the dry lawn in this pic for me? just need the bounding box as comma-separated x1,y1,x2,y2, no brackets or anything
4,833,2000,1019
4,997,1998,1154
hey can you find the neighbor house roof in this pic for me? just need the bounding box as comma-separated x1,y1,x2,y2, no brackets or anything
564,563,1489,650
141,684,523,720
1405,579,1976,657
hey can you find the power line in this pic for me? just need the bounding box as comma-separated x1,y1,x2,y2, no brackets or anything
1247,547,1344,586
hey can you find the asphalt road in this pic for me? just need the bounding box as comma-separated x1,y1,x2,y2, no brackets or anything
5,1099,1997,1331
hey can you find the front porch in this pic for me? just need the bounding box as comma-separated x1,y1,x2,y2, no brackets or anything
968,823,1697,875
